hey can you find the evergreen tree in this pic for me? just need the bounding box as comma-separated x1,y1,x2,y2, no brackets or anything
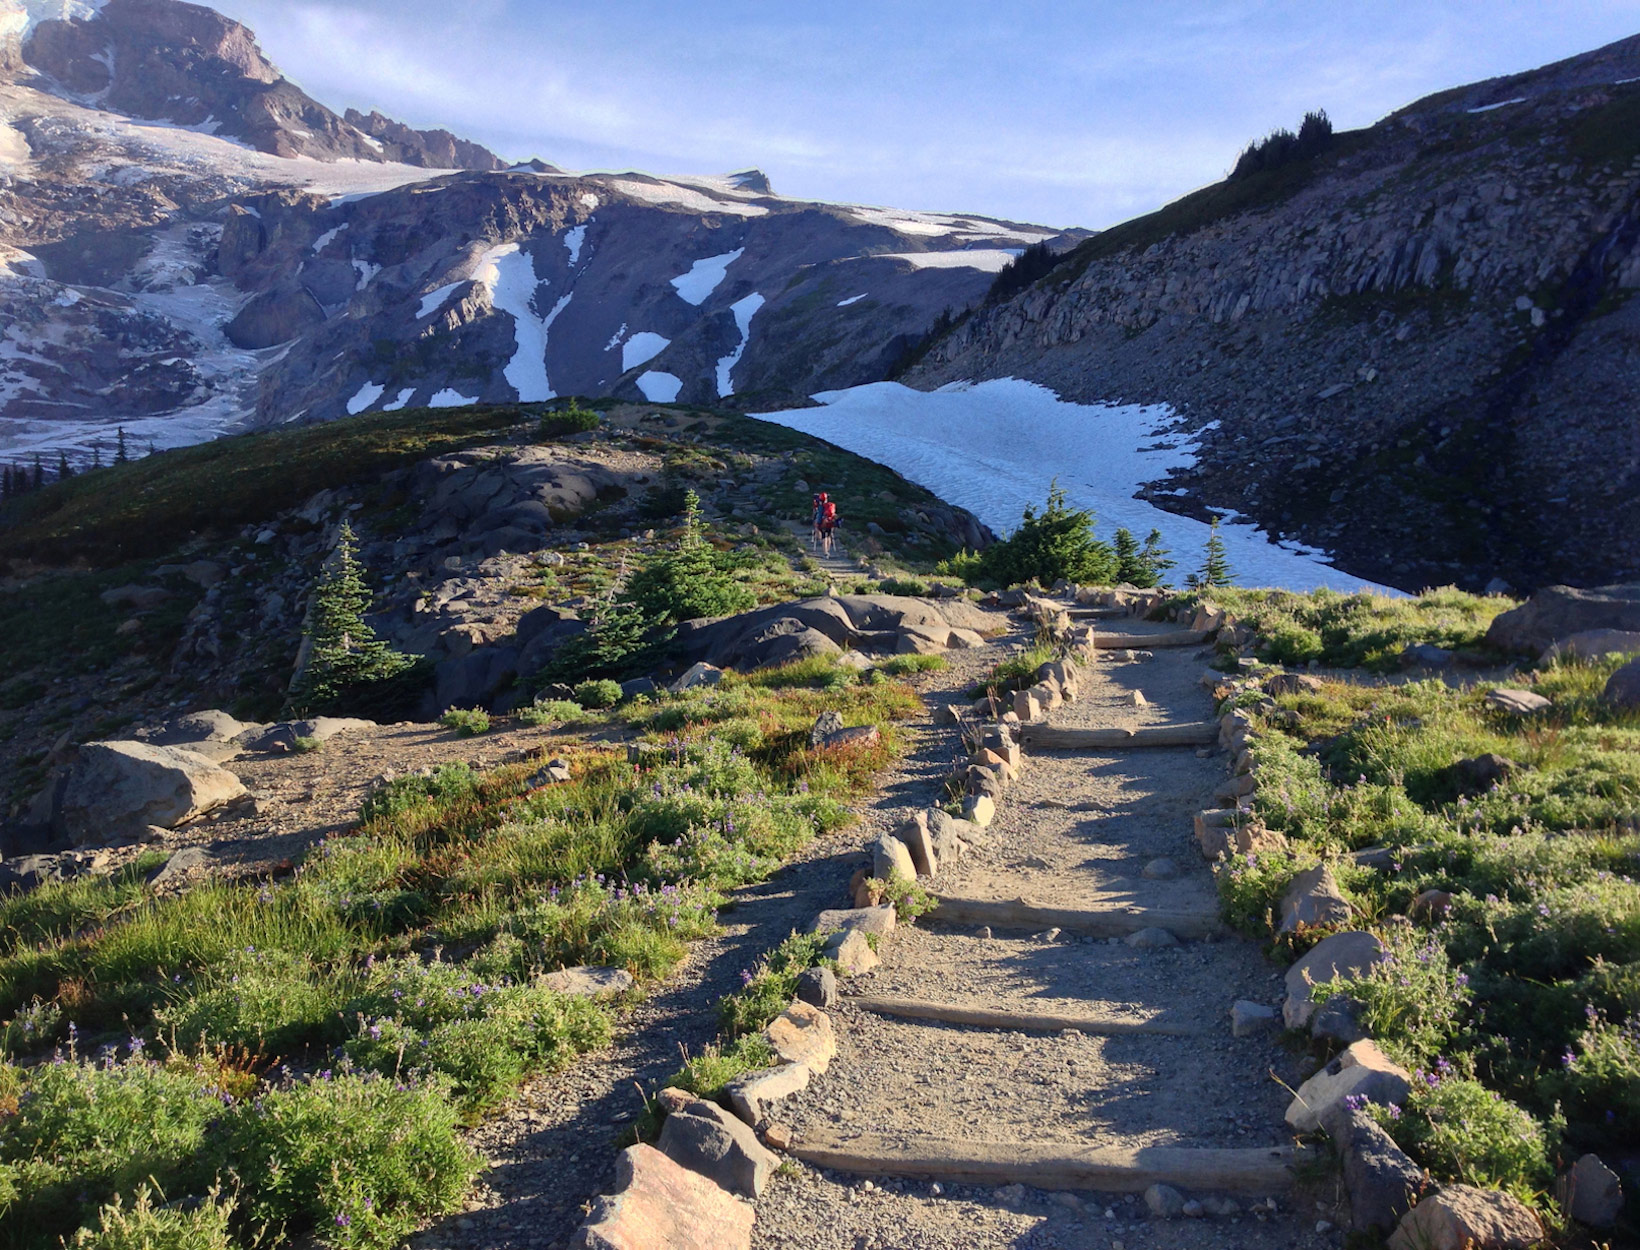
981,481,1114,588
91,446,102,470
1139,528,1175,588
2,465,12,499
115,427,129,464
57,452,73,481
622,490,755,624
1187,517,1235,589
1112,528,1146,586
31,457,43,490
288,522,416,712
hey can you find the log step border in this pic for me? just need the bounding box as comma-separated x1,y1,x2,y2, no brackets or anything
849,993,1205,1036
930,894,1227,939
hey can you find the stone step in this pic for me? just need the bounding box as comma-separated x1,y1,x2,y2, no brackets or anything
1019,722,1217,750
848,993,1205,1037
930,894,1226,939
788,1131,1300,1194
1090,629,1211,648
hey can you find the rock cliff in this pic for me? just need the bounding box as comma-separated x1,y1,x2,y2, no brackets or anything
912,34,1640,591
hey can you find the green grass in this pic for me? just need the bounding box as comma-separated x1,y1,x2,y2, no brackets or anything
1213,631,1640,1210
0,656,922,1249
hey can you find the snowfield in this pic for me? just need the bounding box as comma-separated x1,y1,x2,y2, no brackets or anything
750,379,1393,592
671,249,744,305
877,249,1020,272
621,331,671,372
637,371,683,403
715,292,764,397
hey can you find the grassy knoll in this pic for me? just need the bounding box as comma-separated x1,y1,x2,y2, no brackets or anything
0,657,918,1250
1205,588,1639,1215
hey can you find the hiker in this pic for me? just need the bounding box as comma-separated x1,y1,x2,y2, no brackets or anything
818,495,840,556
810,491,829,549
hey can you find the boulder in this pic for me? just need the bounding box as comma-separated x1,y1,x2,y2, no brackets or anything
1278,863,1353,933
725,1062,811,1128
1401,642,1455,668
1445,753,1516,795
1285,931,1389,1029
1145,1184,1185,1218
0,854,70,897
1231,1000,1279,1037
1310,994,1368,1045
872,833,916,883
1387,1186,1543,1250
925,808,974,864
1556,1153,1623,1228
55,742,246,846
236,717,374,752
809,710,845,747
571,1143,753,1250
1126,927,1178,949
671,662,725,692
99,584,171,611
963,793,996,827
795,966,837,1010
1286,1040,1411,1133
898,812,938,877
1485,583,1640,655
657,1098,779,1199
1142,857,1180,881
1604,658,1640,710
765,1001,835,1074
824,928,878,975
1542,629,1640,664
1320,1102,1424,1232
810,906,896,937
1485,689,1551,715
1265,672,1324,697
1012,690,1041,722
145,846,213,890
896,623,950,654
541,966,634,998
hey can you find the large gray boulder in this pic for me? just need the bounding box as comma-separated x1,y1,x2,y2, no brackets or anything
1321,1102,1425,1232
55,741,246,846
134,710,263,763
1486,583,1640,655
656,1097,779,1199
1285,930,1388,1029
1605,658,1640,710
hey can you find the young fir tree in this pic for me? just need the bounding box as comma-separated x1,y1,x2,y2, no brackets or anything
983,481,1114,587
1188,517,1234,589
288,523,415,712
1112,528,1146,586
56,452,73,481
115,427,129,464
622,489,755,624
1139,528,1174,588
31,457,43,490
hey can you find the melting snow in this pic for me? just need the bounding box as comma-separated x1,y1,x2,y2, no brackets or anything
877,249,1020,272
1467,97,1527,113
637,371,682,403
429,388,478,408
842,205,1053,245
564,224,588,266
604,322,628,352
346,380,385,415
480,243,555,401
715,292,764,398
749,379,1392,592
621,331,670,372
381,387,415,411
671,248,743,305
417,280,463,318
312,224,349,253
610,178,768,217
352,260,380,290
837,293,869,307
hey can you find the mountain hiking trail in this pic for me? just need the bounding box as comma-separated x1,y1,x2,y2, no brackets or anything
403,634,1007,1250
750,619,1329,1250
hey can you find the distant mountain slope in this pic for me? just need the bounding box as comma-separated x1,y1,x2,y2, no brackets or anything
0,0,1080,468
912,34,1640,592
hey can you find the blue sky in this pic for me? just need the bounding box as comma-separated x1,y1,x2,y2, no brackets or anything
215,1,1640,229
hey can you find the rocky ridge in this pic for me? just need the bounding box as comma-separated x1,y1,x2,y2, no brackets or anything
913,33,1640,592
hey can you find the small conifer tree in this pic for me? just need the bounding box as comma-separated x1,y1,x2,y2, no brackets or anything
288,522,415,712
623,490,755,624
1139,528,1174,588
31,457,43,490
57,451,73,481
115,427,129,464
981,480,1114,587
1187,517,1234,589
1112,527,1145,585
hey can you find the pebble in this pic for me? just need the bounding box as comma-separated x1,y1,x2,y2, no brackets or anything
978,926,992,939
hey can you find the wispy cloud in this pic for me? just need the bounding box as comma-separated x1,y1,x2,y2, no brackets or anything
214,0,1640,228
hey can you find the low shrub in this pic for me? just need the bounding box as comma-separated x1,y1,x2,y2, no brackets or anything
1371,1063,1554,1196
68,1185,237,1250
438,707,490,737
574,679,623,710
538,399,600,439
357,764,480,826
718,932,830,1037
515,699,583,727
876,654,946,676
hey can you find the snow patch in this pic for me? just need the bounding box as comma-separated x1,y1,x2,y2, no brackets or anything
429,388,478,408
381,387,415,411
604,322,628,352
842,205,1053,246
621,331,670,372
611,178,768,217
346,380,385,415
1467,97,1527,113
875,249,1020,273
352,260,380,290
563,224,588,266
636,371,682,403
312,224,349,253
749,379,1393,593
5,0,110,38
837,293,869,307
715,292,764,398
417,280,464,319
671,248,743,305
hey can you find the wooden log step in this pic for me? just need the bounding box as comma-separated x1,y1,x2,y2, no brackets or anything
789,1131,1300,1194
1066,606,1129,619
1091,629,1211,648
929,894,1226,939
1020,723,1217,750
849,994,1204,1036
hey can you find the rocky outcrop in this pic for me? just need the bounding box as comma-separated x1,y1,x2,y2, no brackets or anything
342,108,504,172
913,36,1640,591
226,287,325,348
1486,583,1640,654
52,739,246,846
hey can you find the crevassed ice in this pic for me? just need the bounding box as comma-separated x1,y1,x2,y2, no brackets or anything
749,379,1394,593
715,293,764,398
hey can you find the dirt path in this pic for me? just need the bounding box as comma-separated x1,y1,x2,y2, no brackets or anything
412,636,1007,1250
750,620,1330,1250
